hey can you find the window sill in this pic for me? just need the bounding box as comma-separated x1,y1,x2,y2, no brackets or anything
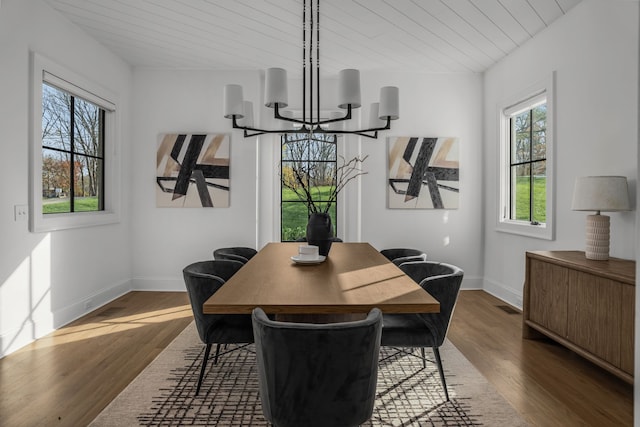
30,210,120,233
496,220,554,240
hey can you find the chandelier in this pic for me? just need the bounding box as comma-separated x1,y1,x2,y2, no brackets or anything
222,0,399,139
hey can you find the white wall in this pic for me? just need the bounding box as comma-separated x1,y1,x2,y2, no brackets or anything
0,0,133,357
130,69,260,290
359,72,484,289
482,0,638,308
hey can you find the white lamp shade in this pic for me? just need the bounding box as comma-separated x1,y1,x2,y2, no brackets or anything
379,86,399,120
571,176,630,212
223,84,244,118
338,69,361,109
265,68,288,108
237,101,254,128
368,102,386,129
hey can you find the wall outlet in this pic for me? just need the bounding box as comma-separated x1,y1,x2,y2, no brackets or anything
14,205,28,221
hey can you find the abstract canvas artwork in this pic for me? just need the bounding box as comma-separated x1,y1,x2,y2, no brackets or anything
388,136,459,209
156,133,230,208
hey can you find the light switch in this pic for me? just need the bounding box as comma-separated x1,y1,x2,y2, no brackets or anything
14,205,28,221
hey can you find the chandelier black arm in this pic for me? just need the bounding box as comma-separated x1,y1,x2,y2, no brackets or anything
334,130,378,139
329,116,392,139
232,116,313,137
273,104,353,127
243,127,381,139
232,115,391,139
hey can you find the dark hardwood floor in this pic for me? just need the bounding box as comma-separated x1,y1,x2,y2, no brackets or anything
0,290,633,426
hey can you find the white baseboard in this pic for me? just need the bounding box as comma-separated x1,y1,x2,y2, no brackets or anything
482,277,523,310
131,277,185,292
54,279,132,327
460,275,483,290
0,279,132,359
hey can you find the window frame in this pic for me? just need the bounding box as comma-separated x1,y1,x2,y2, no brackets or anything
30,52,121,232
497,74,555,240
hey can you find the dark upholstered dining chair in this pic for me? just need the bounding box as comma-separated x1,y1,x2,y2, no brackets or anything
252,307,382,427
381,261,463,401
183,259,253,395
380,248,427,266
213,246,257,264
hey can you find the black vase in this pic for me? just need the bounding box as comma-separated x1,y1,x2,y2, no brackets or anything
306,212,334,257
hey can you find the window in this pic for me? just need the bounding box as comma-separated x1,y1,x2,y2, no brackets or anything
42,83,105,214
281,133,337,241
498,75,554,239
30,53,120,232
508,99,546,223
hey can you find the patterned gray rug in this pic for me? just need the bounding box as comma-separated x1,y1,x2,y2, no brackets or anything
91,322,527,426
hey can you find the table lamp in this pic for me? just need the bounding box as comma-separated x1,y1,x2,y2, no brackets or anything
571,176,630,260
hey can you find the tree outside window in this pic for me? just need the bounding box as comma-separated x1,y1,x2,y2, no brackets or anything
281,134,337,241
509,102,546,224
41,83,104,214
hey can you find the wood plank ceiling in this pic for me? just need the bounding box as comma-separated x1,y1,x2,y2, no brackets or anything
44,0,582,74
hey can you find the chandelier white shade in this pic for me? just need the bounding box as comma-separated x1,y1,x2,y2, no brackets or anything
337,69,361,109
571,176,630,260
223,0,399,139
264,68,288,108
379,86,400,120
223,84,244,119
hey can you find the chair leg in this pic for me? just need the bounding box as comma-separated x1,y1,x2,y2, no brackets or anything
432,347,450,402
213,343,222,364
196,343,213,396
421,347,426,368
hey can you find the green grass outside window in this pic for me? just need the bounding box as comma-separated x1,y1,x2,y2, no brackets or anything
514,176,546,223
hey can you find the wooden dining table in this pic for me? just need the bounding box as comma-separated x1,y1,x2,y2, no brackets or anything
203,242,439,317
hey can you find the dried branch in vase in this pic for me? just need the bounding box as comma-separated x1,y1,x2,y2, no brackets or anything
282,155,368,214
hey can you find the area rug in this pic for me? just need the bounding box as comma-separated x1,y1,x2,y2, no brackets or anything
90,322,527,426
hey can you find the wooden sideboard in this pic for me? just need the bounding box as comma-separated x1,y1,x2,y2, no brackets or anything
523,250,636,384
